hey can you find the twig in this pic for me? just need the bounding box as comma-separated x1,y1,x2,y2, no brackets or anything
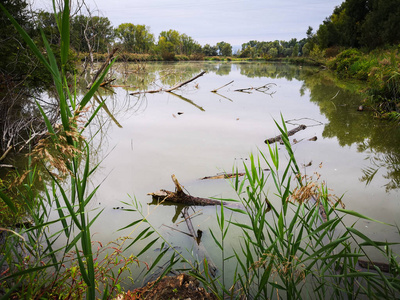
211,80,234,93
0,145,12,162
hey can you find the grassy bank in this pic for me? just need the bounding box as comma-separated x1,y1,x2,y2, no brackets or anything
324,47,400,118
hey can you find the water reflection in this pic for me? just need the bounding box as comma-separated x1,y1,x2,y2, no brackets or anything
82,61,400,193
302,71,400,191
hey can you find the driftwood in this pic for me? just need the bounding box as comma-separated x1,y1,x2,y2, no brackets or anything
86,48,119,89
234,83,276,94
130,71,206,96
200,172,245,180
0,145,13,162
165,71,206,92
0,164,16,169
100,78,116,87
358,259,391,273
148,175,223,206
211,80,234,93
265,124,307,144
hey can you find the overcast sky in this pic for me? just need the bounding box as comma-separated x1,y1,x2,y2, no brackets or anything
31,0,344,47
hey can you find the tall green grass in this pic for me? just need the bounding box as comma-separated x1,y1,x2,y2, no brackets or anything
197,117,400,299
0,0,120,298
121,116,400,299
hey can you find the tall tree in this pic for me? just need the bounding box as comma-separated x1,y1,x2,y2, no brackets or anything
202,44,218,56
70,15,114,54
115,23,154,53
217,41,232,56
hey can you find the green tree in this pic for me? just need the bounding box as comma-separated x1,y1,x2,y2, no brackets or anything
202,44,218,56
268,47,278,58
70,15,114,53
360,0,400,48
217,41,232,56
292,43,299,57
179,33,201,55
159,29,181,53
115,23,154,53
157,36,175,60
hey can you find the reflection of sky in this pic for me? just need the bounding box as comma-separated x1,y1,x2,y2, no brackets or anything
74,62,400,270
33,0,343,46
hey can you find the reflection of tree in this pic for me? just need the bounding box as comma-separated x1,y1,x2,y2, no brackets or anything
215,64,232,76
304,71,400,191
238,62,309,80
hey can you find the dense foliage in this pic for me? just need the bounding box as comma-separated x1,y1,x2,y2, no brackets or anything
314,0,400,50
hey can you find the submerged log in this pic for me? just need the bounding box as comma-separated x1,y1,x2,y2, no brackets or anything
358,259,391,273
148,175,224,206
265,124,307,145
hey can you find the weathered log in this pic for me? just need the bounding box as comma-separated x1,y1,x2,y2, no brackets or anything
265,124,307,145
358,259,391,273
148,175,224,206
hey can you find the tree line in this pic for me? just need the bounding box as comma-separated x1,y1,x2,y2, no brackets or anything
307,0,400,53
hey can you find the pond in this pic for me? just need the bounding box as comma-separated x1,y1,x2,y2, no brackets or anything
74,61,400,286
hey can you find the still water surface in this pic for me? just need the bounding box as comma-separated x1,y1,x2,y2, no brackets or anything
80,61,400,283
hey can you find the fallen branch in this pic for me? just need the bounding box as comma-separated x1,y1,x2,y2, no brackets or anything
86,48,119,89
211,80,234,93
235,83,276,94
200,172,245,180
130,71,206,96
100,78,116,87
0,145,13,162
0,164,16,169
165,71,206,92
265,124,307,145
130,88,162,96
148,175,224,206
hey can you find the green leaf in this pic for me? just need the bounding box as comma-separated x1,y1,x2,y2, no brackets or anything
118,219,144,231
336,208,391,225
0,190,17,213
137,237,159,257
209,229,223,250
